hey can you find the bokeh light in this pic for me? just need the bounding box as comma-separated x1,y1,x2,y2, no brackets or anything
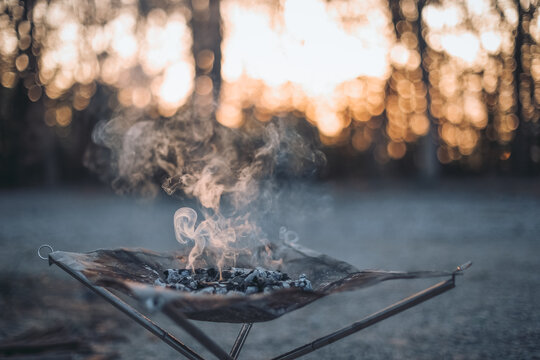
1,0,539,167
0,0,193,128
219,0,394,139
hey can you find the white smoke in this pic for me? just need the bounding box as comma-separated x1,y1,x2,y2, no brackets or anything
88,106,325,270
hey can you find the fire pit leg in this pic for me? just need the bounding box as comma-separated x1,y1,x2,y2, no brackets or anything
229,323,253,359
162,305,234,360
271,277,456,360
49,256,205,360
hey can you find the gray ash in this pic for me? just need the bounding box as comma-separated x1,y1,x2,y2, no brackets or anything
155,267,312,295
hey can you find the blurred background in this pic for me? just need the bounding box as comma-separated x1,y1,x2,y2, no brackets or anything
1,1,540,359
1,0,539,186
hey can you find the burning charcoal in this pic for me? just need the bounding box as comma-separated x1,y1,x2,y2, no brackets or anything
292,274,313,291
154,278,166,287
245,286,258,295
215,285,228,295
231,268,251,276
160,267,312,295
225,282,237,291
230,276,244,285
172,283,190,291
163,269,182,283
197,287,215,295
220,270,232,280
243,269,258,285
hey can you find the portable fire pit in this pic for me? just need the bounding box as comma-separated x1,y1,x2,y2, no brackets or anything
38,243,470,360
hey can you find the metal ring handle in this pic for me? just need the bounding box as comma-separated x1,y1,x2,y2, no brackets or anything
38,244,54,260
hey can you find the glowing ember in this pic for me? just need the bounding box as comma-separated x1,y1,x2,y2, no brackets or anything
155,267,312,295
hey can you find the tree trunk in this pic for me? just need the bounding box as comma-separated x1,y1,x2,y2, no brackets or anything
416,0,440,180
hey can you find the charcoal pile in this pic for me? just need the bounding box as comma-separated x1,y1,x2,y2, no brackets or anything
155,267,312,295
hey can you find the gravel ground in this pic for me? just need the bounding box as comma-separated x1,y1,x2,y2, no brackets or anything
1,180,539,359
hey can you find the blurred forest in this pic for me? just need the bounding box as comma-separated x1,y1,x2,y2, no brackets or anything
1,0,539,187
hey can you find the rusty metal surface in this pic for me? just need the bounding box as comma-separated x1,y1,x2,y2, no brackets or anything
49,243,455,323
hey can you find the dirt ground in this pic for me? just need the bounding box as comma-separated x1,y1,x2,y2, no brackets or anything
1,179,539,359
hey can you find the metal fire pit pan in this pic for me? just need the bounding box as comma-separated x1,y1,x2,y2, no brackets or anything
43,243,470,360
48,242,455,323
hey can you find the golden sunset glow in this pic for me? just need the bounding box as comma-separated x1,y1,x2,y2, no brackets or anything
421,0,523,162
1,0,539,165
219,0,394,136
0,0,193,126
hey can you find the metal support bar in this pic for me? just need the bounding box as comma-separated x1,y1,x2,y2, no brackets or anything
229,323,253,360
271,277,455,360
162,305,233,360
49,256,205,360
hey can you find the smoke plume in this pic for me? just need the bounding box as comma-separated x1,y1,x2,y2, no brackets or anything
88,106,325,270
